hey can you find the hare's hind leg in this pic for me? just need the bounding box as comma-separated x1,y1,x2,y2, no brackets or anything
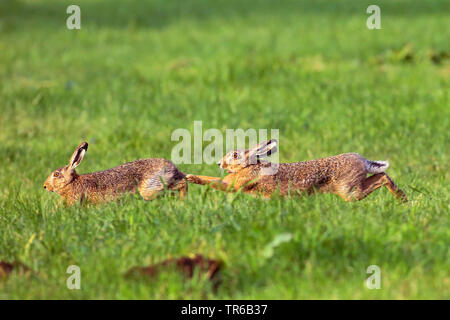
140,174,188,201
170,178,188,199
178,181,187,199
381,173,407,202
139,175,165,200
355,173,407,202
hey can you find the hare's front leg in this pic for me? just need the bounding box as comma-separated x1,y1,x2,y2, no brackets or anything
186,174,230,191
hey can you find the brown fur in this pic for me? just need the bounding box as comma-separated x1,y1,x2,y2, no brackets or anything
125,255,222,289
44,142,187,205
0,261,30,279
125,255,221,280
186,139,407,202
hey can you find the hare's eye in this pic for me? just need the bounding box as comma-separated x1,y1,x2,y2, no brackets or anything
233,152,239,159
53,172,60,178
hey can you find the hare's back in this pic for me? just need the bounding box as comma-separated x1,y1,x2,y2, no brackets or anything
258,153,365,186
89,158,182,181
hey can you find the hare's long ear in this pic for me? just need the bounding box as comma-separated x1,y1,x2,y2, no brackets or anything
248,139,278,164
68,142,88,169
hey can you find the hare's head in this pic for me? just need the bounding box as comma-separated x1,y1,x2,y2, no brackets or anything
218,139,277,173
44,142,88,193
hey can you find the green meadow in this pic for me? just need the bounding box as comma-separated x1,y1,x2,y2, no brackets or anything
0,0,448,299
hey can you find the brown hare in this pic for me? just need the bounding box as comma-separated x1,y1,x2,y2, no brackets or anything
186,139,407,202
44,142,187,205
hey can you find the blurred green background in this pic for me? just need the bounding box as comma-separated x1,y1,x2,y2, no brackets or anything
0,0,448,299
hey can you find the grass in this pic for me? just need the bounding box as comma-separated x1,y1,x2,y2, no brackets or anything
0,0,449,299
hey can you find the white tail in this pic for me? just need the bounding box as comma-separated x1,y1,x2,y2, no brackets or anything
365,159,389,174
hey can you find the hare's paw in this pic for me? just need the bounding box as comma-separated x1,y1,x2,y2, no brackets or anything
186,174,201,184
397,189,408,203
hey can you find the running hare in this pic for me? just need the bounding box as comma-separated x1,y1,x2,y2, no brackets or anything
186,139,407,202
44,142,187,205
